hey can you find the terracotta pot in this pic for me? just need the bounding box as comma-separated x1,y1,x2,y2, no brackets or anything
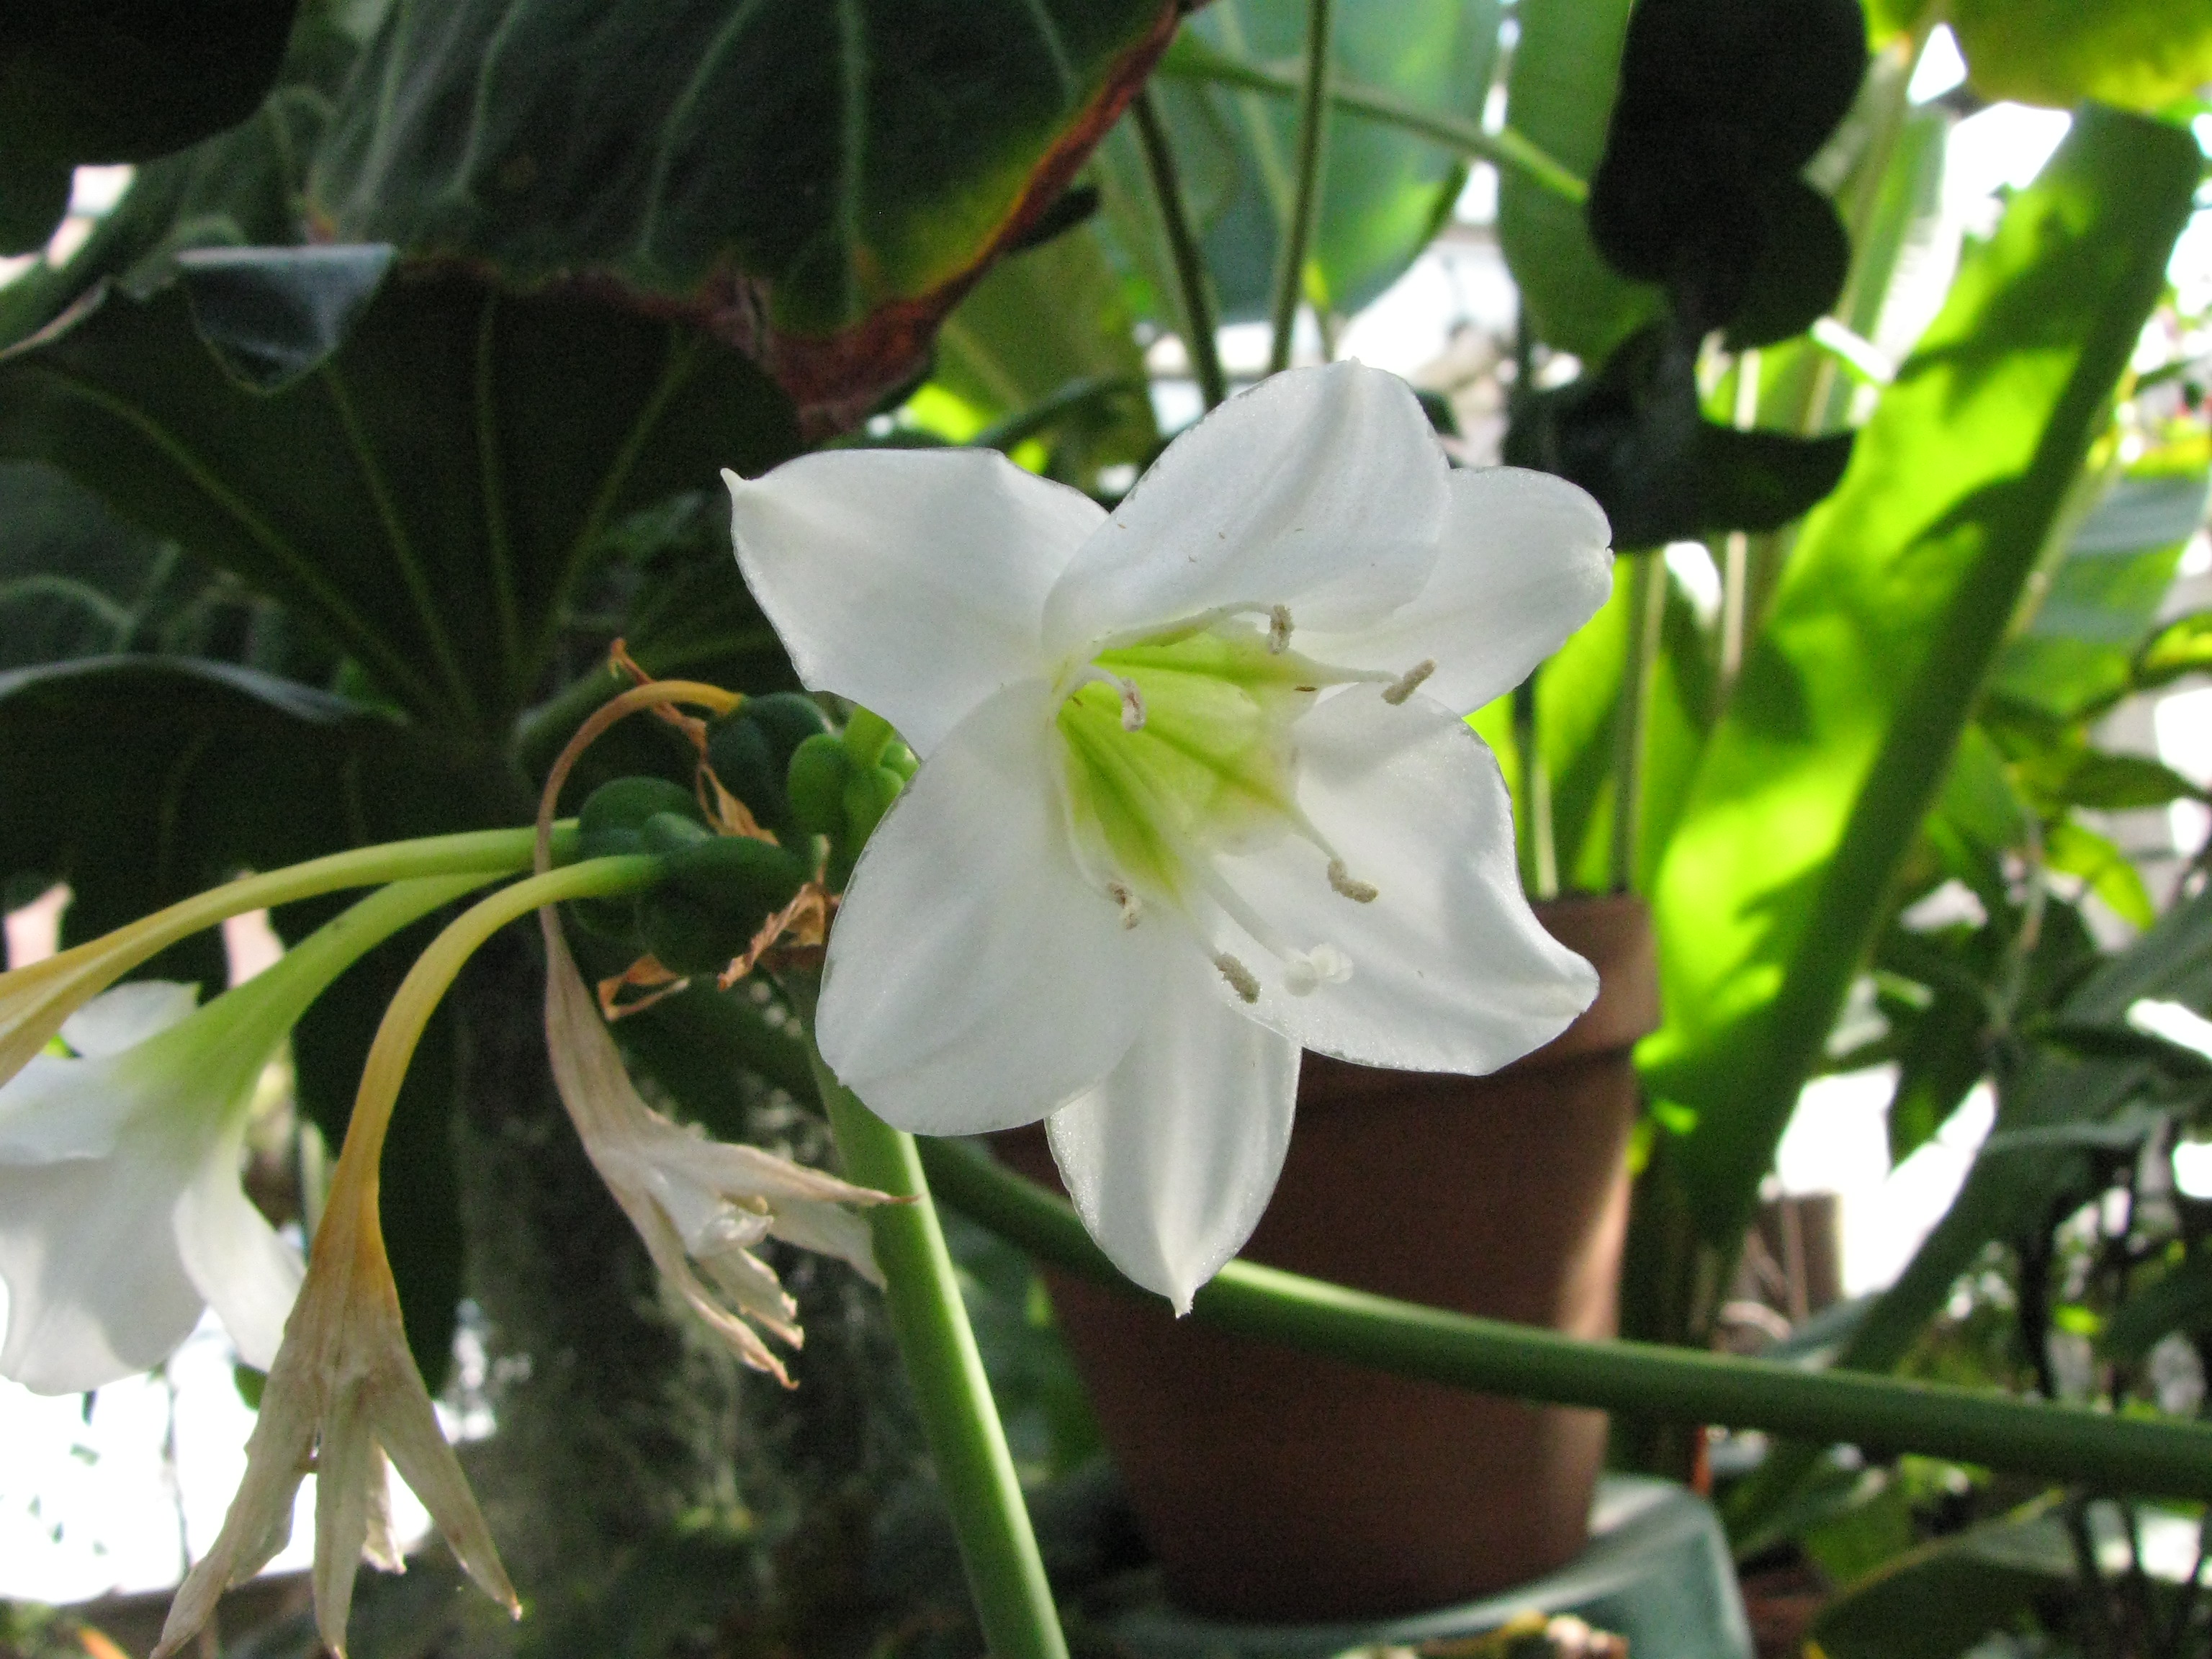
994,894,1660,1622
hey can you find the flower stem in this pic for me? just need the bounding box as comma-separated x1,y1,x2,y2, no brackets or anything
786,979,1066,1659
1131,88,1228,413
919,1138,2212,1504
1267,0,1336,375
1609,551,1668,894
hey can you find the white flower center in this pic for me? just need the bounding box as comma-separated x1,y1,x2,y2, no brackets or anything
1053,613,1400,997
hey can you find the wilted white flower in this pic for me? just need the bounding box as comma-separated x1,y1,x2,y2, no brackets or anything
728,361,1612,1308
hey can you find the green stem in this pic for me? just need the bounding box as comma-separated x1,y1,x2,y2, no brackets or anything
1131,89,1228,412
919,1138,2212,1503
1267,0,1336,375
1611,551,1667,894
1158,35,1587,205
788,981,1066,1659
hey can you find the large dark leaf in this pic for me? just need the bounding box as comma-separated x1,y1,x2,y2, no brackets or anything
1640,107,2201,1246
308,0,1179,434
0,0,302,252
0,260,800,732
0,655,477,971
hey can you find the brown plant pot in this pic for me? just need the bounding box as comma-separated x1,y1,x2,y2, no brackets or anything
994,894,1660,1622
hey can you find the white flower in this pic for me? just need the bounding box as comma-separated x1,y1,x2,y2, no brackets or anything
727,362,1612,1310
0,979,302,1392
540,914,894,1384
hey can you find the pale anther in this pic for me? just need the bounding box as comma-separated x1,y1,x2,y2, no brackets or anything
1109,881,1143,929
1268,605,1293,654
1214,953,1261,1004
1381,659,1437,705
1120,679,1147,732
1282,945,1354,997
1326,858,1378,904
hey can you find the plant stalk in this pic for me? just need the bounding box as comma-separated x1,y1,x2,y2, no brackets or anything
1611,551,1668,893
1267,0,1336,374
788,980,1067,1659
1130,89,1228,412
920,1138,2212,1503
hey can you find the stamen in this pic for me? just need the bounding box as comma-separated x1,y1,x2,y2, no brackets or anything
1108,881,1143,929
1283,945,1353,997
1268,605,1293,654
1381,659,1437,705
1326,859,1378,904
1214,953,1261,1004
1061,665,1147,730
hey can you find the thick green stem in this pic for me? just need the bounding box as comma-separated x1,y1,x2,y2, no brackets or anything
1267,0,1336,374
1131,89,1228,412
788,980,1066,1659
919,1138,2212,1503
1610,551,1667,893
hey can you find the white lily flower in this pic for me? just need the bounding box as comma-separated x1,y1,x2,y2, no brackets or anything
727,362,1612,1310
541,913,894,1385
0,978,303,1393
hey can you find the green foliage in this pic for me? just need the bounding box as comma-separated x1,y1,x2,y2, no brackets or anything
1951,0,2212,114
1496,0,1660,359
1640,107,2200,1245
309,0,1180,430
0,257,799,732
0,0,302,252
1100,0,1498,325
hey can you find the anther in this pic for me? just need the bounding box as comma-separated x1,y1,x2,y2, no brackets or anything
1283,945,1353,997
1118,679,1147,731
1381,659,1437,705
1214,953,1261,1004
1109,881,1143,929
1268,605,1293,654
1327,858,1378,904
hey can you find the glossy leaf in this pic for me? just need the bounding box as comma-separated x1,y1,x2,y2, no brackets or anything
2138,608,2212,691
1097,0,1499,324
309,0,1179,433
1951,0,2212,114
1640,108,2200,1244
1496,0,1661,359
0,261,799,732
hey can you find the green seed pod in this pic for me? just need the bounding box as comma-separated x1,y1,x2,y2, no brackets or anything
786,732,858,840
706,693,831,840
637,835,810,974
841,763,906,851
577,776,703,859
639,809,714,856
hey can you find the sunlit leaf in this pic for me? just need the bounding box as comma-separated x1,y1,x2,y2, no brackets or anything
1951,0,2212,114
1640,107,2200,1244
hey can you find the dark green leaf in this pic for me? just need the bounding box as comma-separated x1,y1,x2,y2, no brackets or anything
1722,179,1852,351
0,655,477,976
2105,1251,2212,1364
0,1,303,223
309,0,1180,432
0,267,799,732
1642,107,2201,1244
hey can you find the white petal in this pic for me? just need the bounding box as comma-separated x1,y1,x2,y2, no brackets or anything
1206,685,1597,1071
767,1198,882,1285
1304,465,1614,713
817,680,1159,1134
1046,959,1300,1314
726,449,1102,755
0,1154,205,1390
1041,363,1448,657
174,1149,304,1371
0,1052,138,1161
59,981,201,1058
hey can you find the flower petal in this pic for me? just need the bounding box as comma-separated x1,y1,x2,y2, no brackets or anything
175,1148,304,1371
0,1052,138,1160
59,980,201,1058
768,1198,882,1285
1046,953,1300,1314
0,1154,204,1391
1205,685,1597,1071
817,680,1159,1135
727,450,1102,755
1041,363,1448,657
1305,465,1614,713
368,1347,519,1618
